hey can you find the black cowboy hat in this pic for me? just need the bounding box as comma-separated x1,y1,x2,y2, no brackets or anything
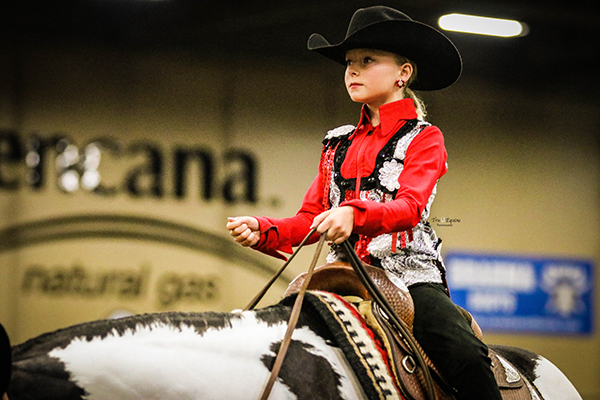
0,323,10,395
307,6,462,91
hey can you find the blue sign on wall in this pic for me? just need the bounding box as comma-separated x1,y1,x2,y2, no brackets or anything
445,252,594,334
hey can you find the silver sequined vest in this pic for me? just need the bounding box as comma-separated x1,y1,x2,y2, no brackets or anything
320,119,446,287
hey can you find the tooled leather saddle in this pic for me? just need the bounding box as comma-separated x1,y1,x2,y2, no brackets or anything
284,262,534,400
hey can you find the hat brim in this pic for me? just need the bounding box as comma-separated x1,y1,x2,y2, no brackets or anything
308,20,462,91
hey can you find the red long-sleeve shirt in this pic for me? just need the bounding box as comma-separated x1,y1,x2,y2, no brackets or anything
254,98,447,260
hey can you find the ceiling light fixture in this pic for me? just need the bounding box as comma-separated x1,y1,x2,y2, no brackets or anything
438,13,527,37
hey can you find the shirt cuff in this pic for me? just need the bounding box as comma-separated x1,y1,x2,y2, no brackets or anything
254,216,293,260
340,199,383,231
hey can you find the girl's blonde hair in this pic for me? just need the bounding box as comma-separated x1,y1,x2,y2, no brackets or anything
394,55,427,120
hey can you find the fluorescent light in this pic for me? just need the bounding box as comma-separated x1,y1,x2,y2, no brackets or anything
438,13,526,37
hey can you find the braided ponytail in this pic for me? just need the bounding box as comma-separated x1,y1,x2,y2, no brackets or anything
404,87,427,120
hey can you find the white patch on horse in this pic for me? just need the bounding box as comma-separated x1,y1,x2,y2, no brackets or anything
49,312,364,400
530,356,583,400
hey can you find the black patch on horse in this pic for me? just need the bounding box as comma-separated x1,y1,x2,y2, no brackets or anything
490,344,541,384
8,355,86,400
261,340,344,400
255,302,337,345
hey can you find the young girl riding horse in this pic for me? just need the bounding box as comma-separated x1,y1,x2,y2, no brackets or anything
228,6,502,399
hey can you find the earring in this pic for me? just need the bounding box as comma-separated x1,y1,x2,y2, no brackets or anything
395,79,405,89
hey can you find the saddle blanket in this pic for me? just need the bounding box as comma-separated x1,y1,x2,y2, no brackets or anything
282,291,403,400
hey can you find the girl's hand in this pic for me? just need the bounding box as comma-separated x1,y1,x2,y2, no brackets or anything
227,216,260,247
311,206,355,244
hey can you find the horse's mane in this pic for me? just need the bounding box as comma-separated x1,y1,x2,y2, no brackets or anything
12,299,337,357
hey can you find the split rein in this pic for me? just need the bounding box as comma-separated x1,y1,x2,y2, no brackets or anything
244,227,322,400
245,228,436,400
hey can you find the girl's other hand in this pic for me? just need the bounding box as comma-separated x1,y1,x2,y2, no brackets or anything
311,206,355,244
227,216,260,247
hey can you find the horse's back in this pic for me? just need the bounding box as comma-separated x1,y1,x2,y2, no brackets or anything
9,308,364,400
490,345,582,400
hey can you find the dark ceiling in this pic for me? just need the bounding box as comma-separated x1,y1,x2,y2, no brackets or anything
2,0,599,98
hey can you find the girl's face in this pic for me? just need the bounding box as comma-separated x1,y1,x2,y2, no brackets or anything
344,48,411,109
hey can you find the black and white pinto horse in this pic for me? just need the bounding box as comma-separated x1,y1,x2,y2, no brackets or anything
6,291,582,400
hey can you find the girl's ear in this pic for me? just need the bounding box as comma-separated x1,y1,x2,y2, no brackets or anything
399,62,413,82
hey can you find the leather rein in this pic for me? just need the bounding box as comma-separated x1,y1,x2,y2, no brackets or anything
246,228,436,400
